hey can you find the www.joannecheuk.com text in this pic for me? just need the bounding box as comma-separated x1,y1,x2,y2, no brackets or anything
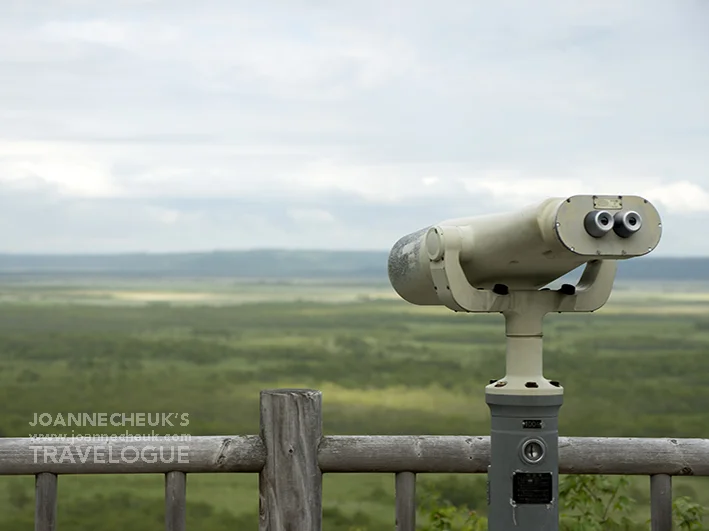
29,432,193,444
29,412,190,427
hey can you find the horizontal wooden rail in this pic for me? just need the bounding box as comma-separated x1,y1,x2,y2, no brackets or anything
1,435,708,476
320,435,709,475
0,436,265,475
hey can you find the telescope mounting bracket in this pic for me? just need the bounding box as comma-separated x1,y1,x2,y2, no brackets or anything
426,225,617,395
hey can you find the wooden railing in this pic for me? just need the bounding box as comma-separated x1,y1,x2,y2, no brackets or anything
1,389,708,530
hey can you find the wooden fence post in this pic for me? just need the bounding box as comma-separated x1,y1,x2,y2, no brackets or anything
165,471,186,531
650,474,672,531
395,471,416,531
35,473,57,531
259,389,323,531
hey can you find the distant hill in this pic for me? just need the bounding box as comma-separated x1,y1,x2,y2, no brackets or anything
0,251,387,280
0,251,707,282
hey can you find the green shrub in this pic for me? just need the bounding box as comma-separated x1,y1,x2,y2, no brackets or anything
419,475,706,530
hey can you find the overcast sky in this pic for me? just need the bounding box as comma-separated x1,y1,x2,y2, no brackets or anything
1,1,707,255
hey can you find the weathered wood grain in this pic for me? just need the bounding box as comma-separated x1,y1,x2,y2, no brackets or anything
320,435,490,473
259,389,323,531
0,436,265,475
318,436,709,475
1,435,707,476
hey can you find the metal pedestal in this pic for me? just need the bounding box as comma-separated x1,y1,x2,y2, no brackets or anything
486,392,563,530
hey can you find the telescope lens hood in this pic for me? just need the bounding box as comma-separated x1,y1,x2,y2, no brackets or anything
613,210,642,238
583,210,614,238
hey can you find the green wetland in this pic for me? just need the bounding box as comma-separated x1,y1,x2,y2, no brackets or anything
0,277,708,530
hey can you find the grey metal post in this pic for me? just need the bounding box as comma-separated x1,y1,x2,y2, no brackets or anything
259,389,323,531
486,313,562,531
486,394,562,530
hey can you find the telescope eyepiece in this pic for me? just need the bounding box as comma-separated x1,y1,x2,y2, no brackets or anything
613,210,642,238
583,210,614,238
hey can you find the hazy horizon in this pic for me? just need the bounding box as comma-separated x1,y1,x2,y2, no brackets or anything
0,248,709,258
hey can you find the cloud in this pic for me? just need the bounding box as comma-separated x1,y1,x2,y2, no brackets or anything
287,208,335,224
0,0,707,254
41,19,131,46
644,182,709,214
0,141,120,197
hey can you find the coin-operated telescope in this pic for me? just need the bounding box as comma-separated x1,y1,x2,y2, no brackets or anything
388,195,662,531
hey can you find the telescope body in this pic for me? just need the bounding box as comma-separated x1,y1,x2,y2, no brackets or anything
388,195,661,305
